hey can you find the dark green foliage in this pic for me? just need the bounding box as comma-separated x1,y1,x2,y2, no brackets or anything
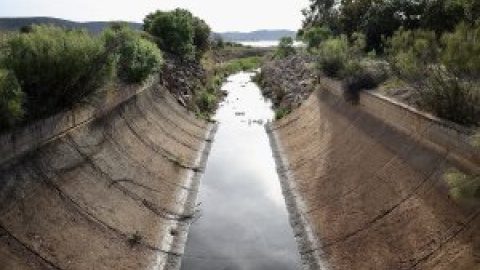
144,9,195,59
144,9,211,60
193,18,211,59
0,69,24,130
0,25,113,119
197,90,218,114
301,0,469,52
117,38,163,83
421,0,464,34
342,66,378,103
299,26,332,51
104,25,163,83
275,37,296,58
338,0,372,36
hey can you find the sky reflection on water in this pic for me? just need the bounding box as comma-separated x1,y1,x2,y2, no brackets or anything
180,72,301,270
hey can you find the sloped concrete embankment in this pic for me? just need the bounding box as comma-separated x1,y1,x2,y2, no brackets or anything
268,78,480,270
0,77,216,270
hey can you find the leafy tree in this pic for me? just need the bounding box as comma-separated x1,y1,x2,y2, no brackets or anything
301,0,470,52
144,9,196,59
144,9,211,60
300,26,332,51
275,37,296,58
386,28,439,80
441,22,480,78
0,69,24,130
339,0,373,36
421,0,464,34
301,0,338,29
448,0,480,26
103,25,163,83
192,17,211,59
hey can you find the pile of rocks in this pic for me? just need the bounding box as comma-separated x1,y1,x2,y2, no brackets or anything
258,54,318,110
159,55,207,110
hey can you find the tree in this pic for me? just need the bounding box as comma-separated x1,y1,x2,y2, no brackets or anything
448,0,480,26
421,0,464,34
300,25,332,51
144,9,211,60
275,37,296,58
302,0,338,29
144,9,196,60
192,17,211,59
339,0,372,36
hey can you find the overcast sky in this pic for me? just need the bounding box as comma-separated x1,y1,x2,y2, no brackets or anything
1,0,309,32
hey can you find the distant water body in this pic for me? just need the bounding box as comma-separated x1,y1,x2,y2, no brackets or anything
239,40,304,47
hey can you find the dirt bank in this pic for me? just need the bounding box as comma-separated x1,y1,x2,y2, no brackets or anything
0,75,215,270
268,80,480,269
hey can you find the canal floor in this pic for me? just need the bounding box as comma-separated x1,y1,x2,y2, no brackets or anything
180,72,301,270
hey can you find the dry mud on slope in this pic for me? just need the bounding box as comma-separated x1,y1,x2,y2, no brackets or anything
268,78,480,270
0,78,216,270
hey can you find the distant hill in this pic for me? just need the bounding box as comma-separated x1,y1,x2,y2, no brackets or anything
0,17,295,42
217,30,296,41
0,17,142,34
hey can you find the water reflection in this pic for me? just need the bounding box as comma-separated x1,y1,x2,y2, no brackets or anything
180,72,300,270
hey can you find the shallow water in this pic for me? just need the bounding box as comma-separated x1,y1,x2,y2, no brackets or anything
180,72,301,270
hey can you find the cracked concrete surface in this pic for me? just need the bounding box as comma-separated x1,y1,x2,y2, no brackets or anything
269,80,480,270
0,79,215,270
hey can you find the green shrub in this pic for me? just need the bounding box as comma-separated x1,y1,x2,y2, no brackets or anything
299,26,332,51
417,71,479,126
104,26,163,83
350,32,367,55
192,18,211,60
0,69,24,130
144,9,211,60
386,28,439,81
118,38,163,83
342,63,378,103
446,169,480,200
144,9,195,59
275,37,296,58
197,90,218,114
316,36,349,77
0,25,113,118
441,22,480,78
275,106,291,120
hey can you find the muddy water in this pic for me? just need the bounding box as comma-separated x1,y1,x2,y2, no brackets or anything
180,72,301,270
